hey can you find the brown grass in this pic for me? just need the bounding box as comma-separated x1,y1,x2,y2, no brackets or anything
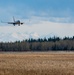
0,52,74,75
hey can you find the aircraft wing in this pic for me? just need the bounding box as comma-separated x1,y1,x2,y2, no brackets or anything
8,22,15,24
1,21,15,24
1,21,13,24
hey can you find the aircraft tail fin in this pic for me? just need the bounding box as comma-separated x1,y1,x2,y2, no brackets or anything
13,16,15,22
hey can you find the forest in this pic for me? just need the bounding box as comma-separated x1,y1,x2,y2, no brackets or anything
0,36,74,51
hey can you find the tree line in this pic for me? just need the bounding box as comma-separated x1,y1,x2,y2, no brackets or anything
0,36,74,51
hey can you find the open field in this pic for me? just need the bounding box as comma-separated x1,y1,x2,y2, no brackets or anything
0,52,74,75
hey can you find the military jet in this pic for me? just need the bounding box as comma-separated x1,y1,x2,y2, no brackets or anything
1,17,24,26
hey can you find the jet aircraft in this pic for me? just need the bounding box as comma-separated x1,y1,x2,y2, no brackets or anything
1,17,24,26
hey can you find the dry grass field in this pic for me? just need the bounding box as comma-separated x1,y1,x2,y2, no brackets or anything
0,52,74,75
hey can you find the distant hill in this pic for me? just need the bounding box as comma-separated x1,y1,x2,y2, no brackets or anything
0,32,56,42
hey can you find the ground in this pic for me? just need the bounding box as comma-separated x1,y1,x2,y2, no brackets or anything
0,52,74,75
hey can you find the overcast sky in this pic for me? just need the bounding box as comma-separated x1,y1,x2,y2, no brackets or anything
0,0,74,41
